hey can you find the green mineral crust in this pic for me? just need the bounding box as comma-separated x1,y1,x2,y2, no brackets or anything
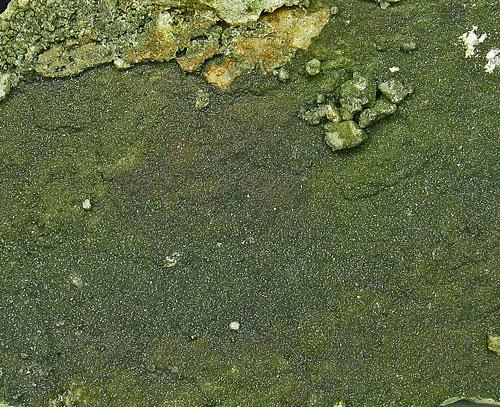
0,0,329,99
200,0,305,24
324,120,367,151
488,335,500,355
297,72,412,151
358,97,397,128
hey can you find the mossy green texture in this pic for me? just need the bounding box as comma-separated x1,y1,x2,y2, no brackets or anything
324,120,367,150
378,78,413,105
0,0,323,97
0,0,499,406
338,71,376,120
488,335,500,355
358,97,397,128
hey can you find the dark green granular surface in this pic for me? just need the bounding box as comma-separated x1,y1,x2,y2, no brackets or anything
0,0,499,406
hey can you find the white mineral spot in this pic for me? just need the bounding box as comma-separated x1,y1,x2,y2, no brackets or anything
389,66,400,73
113,59,131,69
82,198,91,210
272,67,290,82
164,252,181,268
0,73,18,101
484,48,500,73
157,11,173,29
70,274,83,288
229,321,240,331
195,89,210,109
459,26,488,58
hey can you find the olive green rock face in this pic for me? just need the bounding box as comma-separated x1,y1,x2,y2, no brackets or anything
358,97,397,128
378,78,414,104
1,0,499,407
324,120,367,150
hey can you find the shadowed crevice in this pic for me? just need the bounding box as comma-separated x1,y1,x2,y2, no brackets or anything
0,0,10,13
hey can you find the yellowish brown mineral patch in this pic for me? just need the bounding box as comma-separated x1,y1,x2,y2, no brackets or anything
36,9,220,78
204,7,330,90
204,60,245,92
176,26,223,72
124,10,219,64
36,43,110,78
1,0,329,99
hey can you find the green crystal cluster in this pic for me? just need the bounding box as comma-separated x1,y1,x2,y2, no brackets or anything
299,72,413,151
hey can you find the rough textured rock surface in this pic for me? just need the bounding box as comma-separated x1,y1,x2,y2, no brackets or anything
204,8,330,90
0,0,321,97
200,0,304,24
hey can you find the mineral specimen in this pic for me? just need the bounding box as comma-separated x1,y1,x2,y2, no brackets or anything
324,120,367,151
195,89,210,109
0,0,330,100
378,78,413,105
488,335,500,355
306,58,322,76
297,73,413,152
299,104,341,125
204,7,330,90
374,0,401,10
339,72,376,120
459,26,488,58
0,72,18,101
358,97,397,128
485,48,500,73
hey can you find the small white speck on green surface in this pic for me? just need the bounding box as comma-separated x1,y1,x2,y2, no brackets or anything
70,274,83,288
229,321,240,331
164,252,181,268
195,89,210,109
82,198,92,210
